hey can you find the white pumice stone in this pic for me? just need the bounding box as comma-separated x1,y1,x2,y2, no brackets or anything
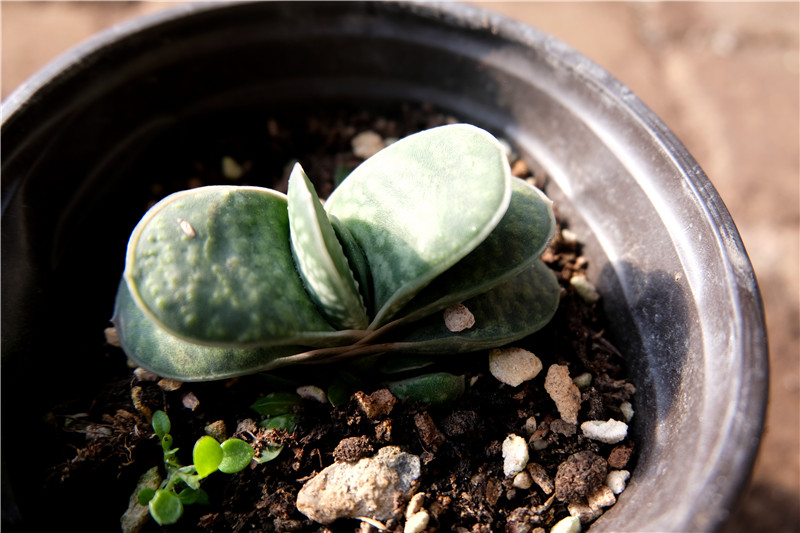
502,434,530,477
619,401,634,422
404,510,429,533
605,470,631,495
489,347,543,387
443,303,475,332
580,419,629,444
567,502,601,524
221,156,244,180
405,492,425,519
570,275,600,304
297,385,328,403
587,485,616,509
513,470,533,489
550,515,582,533
572,372,592,389
523,416,538,435
544,364,581,424
351,130,386,159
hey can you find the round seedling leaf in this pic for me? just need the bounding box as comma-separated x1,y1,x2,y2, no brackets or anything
137,488,156,506
151,410,170,440
193,436,223,479
288,163,369,330
219,439,255,474
149,489,183,526
123,185,343,348
326,124,512,327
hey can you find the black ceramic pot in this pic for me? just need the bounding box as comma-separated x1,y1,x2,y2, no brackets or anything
1,2,767,531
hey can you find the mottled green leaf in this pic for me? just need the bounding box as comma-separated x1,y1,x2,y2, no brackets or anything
377,354,438,374
330,214,373,316
113,281,318,381
326,124,512,327
288,164,369,330
396,178,555,323
388,260,560,353
123,186,345,347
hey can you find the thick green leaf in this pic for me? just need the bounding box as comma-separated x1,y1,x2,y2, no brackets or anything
330,214,373,316
387,372,465,405
113,281,318,381
218,439,255,473
387,260,560,353
250,392,301,416
124,186,344,348
395,178,555,323
149,489,183,525
193,436,223,479
287,164,369,330
326,124,512,327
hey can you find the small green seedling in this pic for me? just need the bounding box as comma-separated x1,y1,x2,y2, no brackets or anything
138,410,254,526
113,124,560,381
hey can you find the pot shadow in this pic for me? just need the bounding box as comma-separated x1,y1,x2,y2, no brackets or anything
597,260,693,431
592,259,708,529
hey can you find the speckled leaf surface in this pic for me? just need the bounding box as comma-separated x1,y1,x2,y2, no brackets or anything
124,186,340,347
330,214,373,316
386,260,560,353
287,164,369,330
325,124,512,328
113,282,309,381
395,178,555,323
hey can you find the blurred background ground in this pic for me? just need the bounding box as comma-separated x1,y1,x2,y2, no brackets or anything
2,2,798,532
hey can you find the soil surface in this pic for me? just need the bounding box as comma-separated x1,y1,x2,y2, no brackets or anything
39,107,636,532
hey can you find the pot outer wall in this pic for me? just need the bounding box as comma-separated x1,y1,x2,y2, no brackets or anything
1,2,767,532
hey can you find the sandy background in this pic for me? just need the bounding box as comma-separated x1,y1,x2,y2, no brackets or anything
2,2,798,532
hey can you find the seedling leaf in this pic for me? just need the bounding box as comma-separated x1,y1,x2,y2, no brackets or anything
192,436,223,479
218,439,255,473
152,410,170,440
149,489,183,526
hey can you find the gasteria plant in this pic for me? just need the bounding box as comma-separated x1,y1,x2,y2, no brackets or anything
113,124,560,381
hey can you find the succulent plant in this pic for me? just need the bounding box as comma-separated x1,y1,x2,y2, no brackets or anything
113,124,560,381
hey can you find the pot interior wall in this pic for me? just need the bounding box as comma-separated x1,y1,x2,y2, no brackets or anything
1,2,766,532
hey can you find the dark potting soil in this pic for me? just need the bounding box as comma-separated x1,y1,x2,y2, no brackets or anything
38,105,636,533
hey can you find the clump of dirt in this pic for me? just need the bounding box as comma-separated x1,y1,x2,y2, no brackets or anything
38,105,636,533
